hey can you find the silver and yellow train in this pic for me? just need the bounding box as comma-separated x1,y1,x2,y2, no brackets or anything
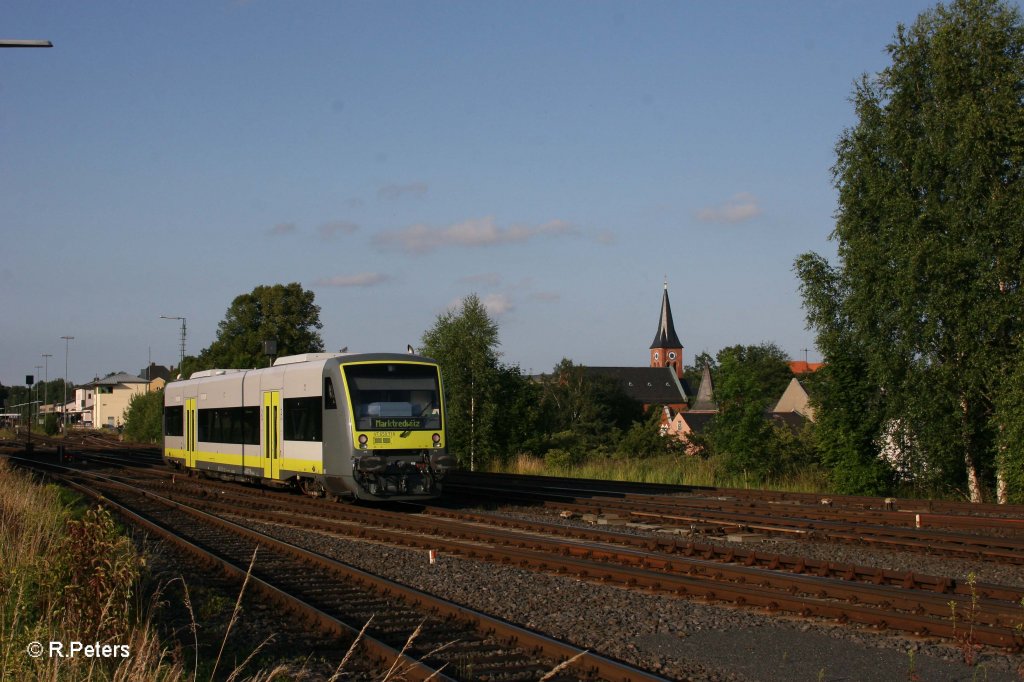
163,352,453,501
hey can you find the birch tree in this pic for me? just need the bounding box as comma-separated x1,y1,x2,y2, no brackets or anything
798,0,1024,502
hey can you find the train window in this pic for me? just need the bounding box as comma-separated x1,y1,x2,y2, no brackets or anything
164,405,184,436
324,377,337,410
196,407,259,445
283,396,323,442
344,363,441,431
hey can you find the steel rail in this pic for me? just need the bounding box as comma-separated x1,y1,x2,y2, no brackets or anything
443,482,1024,563
127,474,1024,606
447,470,1024,517
119,476,1024,648
56,477,450,682
41,464,669,682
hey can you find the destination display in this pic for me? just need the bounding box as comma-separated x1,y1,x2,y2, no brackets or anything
371,417,425,430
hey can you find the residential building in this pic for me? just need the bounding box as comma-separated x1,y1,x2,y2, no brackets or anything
788,360,824,375
74,386,95,427
88,372,150,429
772,377,816,422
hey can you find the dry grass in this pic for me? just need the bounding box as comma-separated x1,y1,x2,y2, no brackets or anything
0,459,186,681
493,451,831,493
0,459,471,682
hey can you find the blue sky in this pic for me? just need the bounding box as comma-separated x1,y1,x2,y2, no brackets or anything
1,1,980,386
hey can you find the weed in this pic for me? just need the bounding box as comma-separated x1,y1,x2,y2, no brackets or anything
540,650,588,681
906,649,920,681
950,572,983,667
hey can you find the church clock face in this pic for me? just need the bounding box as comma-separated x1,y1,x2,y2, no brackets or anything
668,352,676,360
653,352,660,360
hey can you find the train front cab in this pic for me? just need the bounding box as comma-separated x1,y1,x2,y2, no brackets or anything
327,357,454,501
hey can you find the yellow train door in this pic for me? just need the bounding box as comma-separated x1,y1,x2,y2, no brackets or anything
262,391,280,479
185,398,197,468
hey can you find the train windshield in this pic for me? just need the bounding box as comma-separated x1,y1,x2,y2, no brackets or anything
344,363,442,431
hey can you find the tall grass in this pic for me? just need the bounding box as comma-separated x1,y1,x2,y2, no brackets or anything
493,452,832,494
0,459,186,681
0,459,466,682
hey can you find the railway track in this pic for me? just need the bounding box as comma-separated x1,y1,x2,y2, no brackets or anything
443,472,1024,563
447,471,1024,519
16,458,666,682
8,450,1024,676
123,474,1023,650
25,458,1016,654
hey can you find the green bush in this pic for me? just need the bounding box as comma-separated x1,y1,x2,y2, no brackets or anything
123,389,164,444
43,414,59,436
545,448,583,470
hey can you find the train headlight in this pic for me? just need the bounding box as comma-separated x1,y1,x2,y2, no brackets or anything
358,434,368,448
432,433,441,447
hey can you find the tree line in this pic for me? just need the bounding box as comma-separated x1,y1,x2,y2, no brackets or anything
116,0,1024,503
796,0,1024,503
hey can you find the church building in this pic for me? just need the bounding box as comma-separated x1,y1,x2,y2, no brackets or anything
584,282,690,414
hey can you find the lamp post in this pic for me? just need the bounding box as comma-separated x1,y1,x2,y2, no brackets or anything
42,353,52,417
61,335,73,431
0,40,52,47
160,316,187,373
34,366,42,426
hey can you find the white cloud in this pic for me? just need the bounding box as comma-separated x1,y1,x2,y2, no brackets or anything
313,272,389,288
447,293,515,317
373,216,584,254
695,193,762,224
482,293,515,316
319,221,360,240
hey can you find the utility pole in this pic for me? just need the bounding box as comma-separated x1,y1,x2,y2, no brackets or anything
61,336,74,431
160,316,187,372
42,353,52,416
34,366,42,426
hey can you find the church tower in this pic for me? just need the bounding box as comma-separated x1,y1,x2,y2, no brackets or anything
650,281,684,380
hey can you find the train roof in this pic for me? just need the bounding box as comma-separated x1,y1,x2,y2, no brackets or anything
175,352,438,382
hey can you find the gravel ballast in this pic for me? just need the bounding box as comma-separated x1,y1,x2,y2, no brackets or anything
231,504,1024,682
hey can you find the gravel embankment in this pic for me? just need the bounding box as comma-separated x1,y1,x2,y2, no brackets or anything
232,503,1024,682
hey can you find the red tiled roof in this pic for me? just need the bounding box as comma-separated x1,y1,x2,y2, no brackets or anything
789,361,824,374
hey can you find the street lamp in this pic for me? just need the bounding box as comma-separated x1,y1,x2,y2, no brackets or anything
61,335,73,431
160,316,187,373
34,366,42,425
0,40,53,47
42,353,52,416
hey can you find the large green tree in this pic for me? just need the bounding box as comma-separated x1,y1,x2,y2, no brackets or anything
420,294,503,470
196,283,324,370
706,343,801,478
535,359,644,461
797,0,1024,502
796,256,894,494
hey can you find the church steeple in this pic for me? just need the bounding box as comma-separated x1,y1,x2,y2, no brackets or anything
650,281,683,380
